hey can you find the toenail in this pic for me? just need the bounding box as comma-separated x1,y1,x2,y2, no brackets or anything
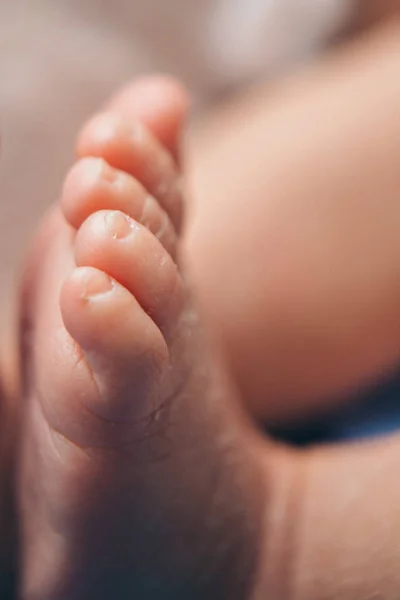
91,113,144,143
80,269,115,300
82,157,108,184
104,210,138,239
84,157,117,185
89,112,123,141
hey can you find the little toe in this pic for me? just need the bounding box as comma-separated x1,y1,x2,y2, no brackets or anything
62,157,178,256
76,113,183,231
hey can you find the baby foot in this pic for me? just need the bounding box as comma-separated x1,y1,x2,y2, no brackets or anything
18,78,265,600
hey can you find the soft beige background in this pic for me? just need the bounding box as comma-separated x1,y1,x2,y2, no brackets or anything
0,0,351,336
0,0,215,329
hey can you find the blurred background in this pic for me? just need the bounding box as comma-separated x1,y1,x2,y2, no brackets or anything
0,0,352,328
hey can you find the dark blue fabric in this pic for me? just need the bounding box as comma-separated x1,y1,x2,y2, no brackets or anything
271,373,400,446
